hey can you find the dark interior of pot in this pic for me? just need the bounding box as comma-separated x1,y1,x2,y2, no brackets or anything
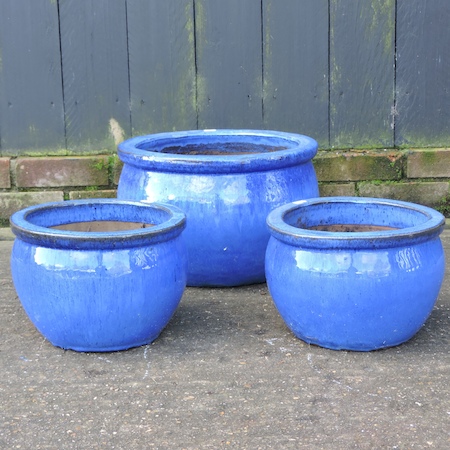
52,221,154,232
307,224,398,232
284,201,430,232
158,142,288,156
24,202,175,233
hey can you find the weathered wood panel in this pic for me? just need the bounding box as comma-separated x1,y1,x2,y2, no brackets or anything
262,0,329,147
1,1,450,154
59,0,130,152
330,0,395,148
127,0,196,135
195,0,263,129
0,0,65,154
396,0,450,147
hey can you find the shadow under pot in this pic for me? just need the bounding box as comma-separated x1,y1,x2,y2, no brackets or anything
265,197,446,351
10,199,187,352
117,129,319,287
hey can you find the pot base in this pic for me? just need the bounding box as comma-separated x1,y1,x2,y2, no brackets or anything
57,332,162,353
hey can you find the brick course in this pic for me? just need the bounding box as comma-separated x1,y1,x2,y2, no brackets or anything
358,181,450,208
313,150,405,182
0,158,11,189
68,190,117,200
13,156,109,188
407,148,450,178
113,158,124,185
0,149,449,222
319,182,356,197
0,191,64,222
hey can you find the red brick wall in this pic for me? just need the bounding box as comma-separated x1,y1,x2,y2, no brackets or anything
0,155,122,223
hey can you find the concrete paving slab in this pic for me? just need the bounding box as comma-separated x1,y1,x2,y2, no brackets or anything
0,228,449,449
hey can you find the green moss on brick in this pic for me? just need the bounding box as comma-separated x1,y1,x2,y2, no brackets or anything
314,150,405,182
420,150,438,164
407,148,450,178
436,194,450,217
358,180,449,209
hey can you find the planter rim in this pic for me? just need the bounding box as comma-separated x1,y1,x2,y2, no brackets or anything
10,199,186,250
118,129,318,174
267,196,445,249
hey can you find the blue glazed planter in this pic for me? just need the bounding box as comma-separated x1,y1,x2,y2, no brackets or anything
10,199,187,352
117,129,319,286
266,197,446,351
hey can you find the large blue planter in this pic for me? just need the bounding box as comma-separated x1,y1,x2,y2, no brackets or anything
266,197,446,351
117,129,319,286
10,199,187,352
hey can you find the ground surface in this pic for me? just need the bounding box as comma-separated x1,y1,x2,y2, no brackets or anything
1,227,449,449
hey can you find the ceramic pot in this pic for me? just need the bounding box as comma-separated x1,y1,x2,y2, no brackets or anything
265,197,446,351
117,129,319,286
10,199,187,352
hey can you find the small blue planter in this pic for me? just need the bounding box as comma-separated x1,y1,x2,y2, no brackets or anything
266,197,446,351
117,129,319,286
10,199,187,352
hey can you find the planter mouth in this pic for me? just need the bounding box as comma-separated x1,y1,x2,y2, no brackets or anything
118,129,318,174
10,199,186,249
267,197,445,249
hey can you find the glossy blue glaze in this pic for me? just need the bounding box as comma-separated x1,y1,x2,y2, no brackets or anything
117,129,319,286
10,199,187,352
266,197,446,351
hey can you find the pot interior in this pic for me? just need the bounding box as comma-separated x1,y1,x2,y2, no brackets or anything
284,201,432,232
11,200,186,249
308,224,398,232
23,202,177,231
158,142,288,156
136,134,293,156
52,221,154,232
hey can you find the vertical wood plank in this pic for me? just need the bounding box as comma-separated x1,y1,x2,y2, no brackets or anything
127,0,196,135
330,0,395,148
0,0,65,153
195,0,263,129
263,0,329,147
396,0,450,147
59,0,130,152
